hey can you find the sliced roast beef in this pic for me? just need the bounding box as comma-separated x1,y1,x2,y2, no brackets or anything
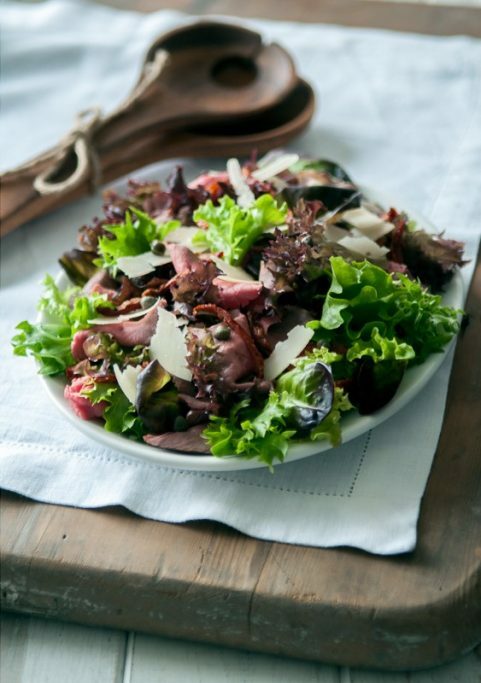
169,245,263,309
169,244,200,274
144,425,210,453
71,330,91,361
83,269,117,296
168,245,219,305
186,311,261,399
92,302,162,346
64,377,108,420
212,278,262,309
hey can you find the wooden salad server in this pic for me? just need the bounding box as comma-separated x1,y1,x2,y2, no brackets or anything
0,21,314,237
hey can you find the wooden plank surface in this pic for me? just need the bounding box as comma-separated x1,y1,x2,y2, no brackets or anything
1,247,480,670
1,614,480,683
0,613,126,683
96,0,481,38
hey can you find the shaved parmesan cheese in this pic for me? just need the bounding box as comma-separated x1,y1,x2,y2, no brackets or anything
116,252,171,278
216,275,261,285
149,307,192,381
113,363,143,405
338,235,389,260
325,223,348,243
88,300,160,325
256,150,284,168
164,226,205,253
164,226,198,243
341,207,394,241
251,154,299,182
211,256,254,281
264,325,314,381
227,158,254,208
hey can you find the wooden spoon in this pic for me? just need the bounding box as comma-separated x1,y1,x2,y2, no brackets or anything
0,80,314,236
101,79,316,176
0,21,312,236
96,21,298,150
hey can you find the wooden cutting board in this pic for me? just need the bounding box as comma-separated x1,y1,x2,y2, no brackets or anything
1,246,480,671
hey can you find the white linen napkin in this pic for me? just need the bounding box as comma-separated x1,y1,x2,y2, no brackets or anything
1,0,480,554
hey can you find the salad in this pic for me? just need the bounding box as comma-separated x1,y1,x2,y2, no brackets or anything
12,154,466,467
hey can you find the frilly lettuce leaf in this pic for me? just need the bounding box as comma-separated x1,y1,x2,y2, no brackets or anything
203,349,352,467
82,382,144,438
193,194,287,266
11,321,73,376
310,256,461,363
96,209,179,271
203,395,296,468
346,328,415,363
12,275,113,375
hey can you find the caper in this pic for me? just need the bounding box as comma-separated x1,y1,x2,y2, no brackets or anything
151,240,166,255
213,324,231,341
141,296,157,309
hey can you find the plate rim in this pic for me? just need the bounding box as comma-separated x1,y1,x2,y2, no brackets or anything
38,184,465,471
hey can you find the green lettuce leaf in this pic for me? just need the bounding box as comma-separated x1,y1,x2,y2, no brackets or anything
275,357,334,435
96,209,178,271
310,257,461,363
11,320,73,376
82,382,144,439
346,328,415,363
288,158,354,183
12,275,113,376
157,219,181,240
203,348,352,467
203,395,295,468
193,194,287,265
310,387,353,446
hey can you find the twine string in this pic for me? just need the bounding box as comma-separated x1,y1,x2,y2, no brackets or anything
32,49,169,196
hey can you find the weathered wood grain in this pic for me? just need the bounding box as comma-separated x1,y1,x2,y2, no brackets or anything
96,0,481,38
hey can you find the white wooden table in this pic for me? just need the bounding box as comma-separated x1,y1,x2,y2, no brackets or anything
1,613,480,682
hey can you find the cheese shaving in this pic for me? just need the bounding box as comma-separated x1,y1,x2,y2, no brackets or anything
251,154,299,182
341,207,394,241
149,307,192,381
227,158,255,208
338,235,389,260
264,325,314,381
113,363,143,405
116,252,171,278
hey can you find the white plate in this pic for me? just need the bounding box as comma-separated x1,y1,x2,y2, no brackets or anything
39,187,464,471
